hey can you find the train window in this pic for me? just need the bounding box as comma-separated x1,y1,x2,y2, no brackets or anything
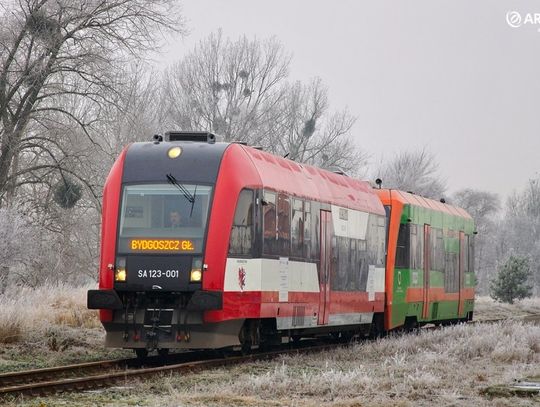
263,191,277,255
468,235,475,274
410,224,417,268
383,205,391,250
462,234,469,273
277,194,291,256
291,199,303,258
349,239,358,290
229,189,254,256
303,201,311,259
430,228,444,272
376,215,386,266
117,184,212,254
444,251,459,292
395,223,410,268
333,236,350,291
311,201,321,260
357,241,369,291
409,224,424,269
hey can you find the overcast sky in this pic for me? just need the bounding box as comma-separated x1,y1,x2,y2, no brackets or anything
159,0,540,201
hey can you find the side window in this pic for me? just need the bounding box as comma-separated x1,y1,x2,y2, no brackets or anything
410,224,417,269
311,201,321,261
463,234,469,273
409,224,423,270
291,199,303,258
263,191,277,255
395,223,410,268
303,201,312,259
229,189,254,256
367,214,385,267
468,234,475,273
277,194,290,256
431,228,444,272
333,236,350,290
444,251,458,292
377,215,386,266
384,205,391,247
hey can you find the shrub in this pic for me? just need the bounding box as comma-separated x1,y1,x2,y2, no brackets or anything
490,255,533,304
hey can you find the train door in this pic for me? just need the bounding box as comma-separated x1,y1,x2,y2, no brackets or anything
318,210,332,325
422,224,431,319
458,231,465,317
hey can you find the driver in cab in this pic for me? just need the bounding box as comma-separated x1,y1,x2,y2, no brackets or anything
169,210,183,228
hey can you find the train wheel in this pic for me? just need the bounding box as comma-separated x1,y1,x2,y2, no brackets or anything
135,348,148,359
157,348,169,357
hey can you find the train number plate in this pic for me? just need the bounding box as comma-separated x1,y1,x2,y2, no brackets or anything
137,269,179,279
124,255,192,290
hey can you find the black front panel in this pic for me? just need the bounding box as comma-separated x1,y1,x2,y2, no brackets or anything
116,255,196,291
122,141,230,184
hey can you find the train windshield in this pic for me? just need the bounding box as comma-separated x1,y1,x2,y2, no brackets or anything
117,184,212,254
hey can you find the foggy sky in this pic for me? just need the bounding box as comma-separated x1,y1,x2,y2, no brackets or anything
160,0,540,201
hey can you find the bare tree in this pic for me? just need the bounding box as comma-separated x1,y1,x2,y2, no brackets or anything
0,208,37,291
161,31,366,174
0,0,183,206
499,177,540,295
162,30,290,142
452,188,501,294
375,149,447,199
268,79,365,175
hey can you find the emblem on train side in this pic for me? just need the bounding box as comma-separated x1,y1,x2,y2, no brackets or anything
238,267,246,290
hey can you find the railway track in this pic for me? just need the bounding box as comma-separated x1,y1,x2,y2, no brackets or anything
2,314,539,400
0,343,334,399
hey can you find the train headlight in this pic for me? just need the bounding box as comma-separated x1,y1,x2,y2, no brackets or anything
190,257,203,282
115,268,127,282
115,257,127,282
190,269,202,282
168,146,182,159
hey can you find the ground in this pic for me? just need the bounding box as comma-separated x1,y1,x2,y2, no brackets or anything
0,286,539,406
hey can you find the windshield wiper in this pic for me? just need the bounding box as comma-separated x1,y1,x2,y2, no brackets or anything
166,174,195,205
190,184,197,217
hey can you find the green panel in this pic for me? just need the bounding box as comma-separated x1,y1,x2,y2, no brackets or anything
391,202,475,327
402,203,475,234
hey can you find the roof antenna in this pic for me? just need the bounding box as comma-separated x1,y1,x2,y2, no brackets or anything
375,178,382,189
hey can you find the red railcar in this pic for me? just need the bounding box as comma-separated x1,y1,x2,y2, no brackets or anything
88,132,387,354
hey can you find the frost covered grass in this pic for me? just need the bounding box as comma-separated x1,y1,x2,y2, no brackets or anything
156,320,540,406
1,286,539,405
474,295,540,320
17,319,538,407
0,283,100,344
0,284,129,372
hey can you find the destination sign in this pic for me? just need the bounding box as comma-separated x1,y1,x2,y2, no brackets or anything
130,239,195,252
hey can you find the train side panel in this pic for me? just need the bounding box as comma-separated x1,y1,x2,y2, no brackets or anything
377,189,475,330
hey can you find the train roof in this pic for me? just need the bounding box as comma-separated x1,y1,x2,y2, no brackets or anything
238,144,384,215
119,139,384,216
376,189,471,219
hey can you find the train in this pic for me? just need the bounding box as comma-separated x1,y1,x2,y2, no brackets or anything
87,131,476,357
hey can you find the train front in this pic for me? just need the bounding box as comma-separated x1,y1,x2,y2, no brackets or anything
87,132,233,356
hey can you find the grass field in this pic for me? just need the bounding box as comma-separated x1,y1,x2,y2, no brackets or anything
0,287,539,406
